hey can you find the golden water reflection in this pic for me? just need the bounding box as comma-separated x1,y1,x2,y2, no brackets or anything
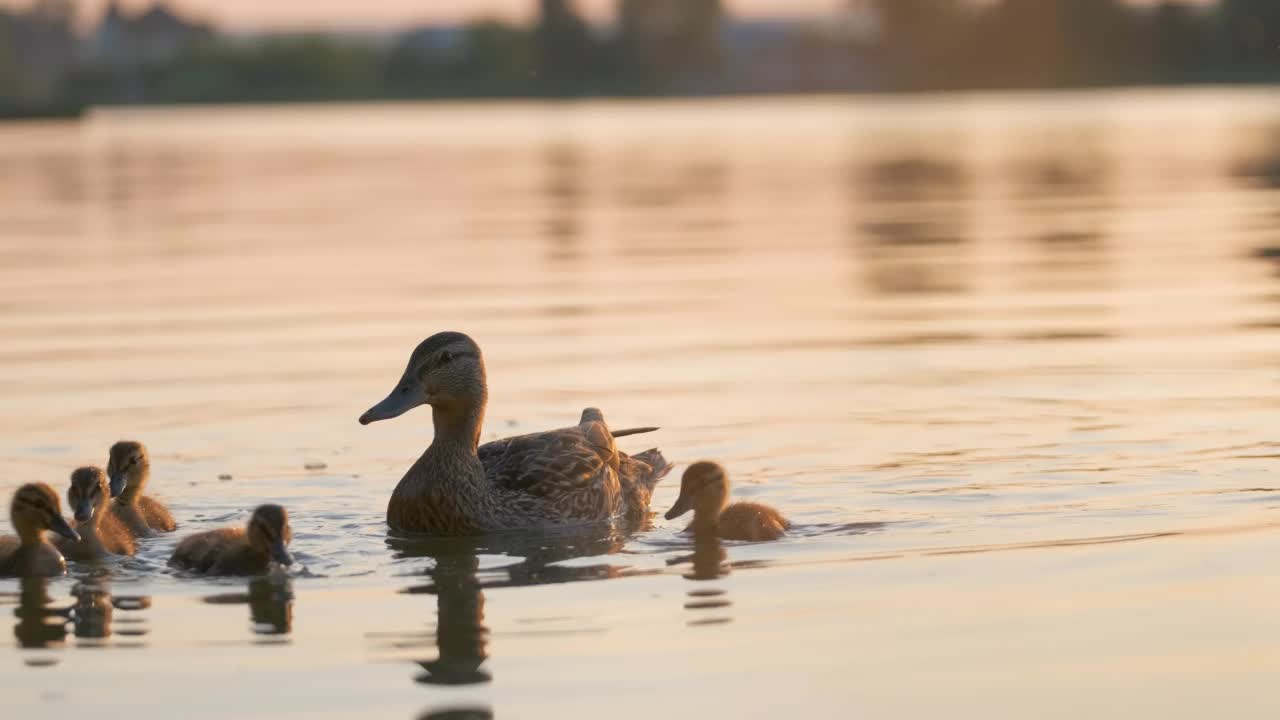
202,576,294,640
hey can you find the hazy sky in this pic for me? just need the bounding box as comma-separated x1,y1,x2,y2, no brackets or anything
38,0,847,31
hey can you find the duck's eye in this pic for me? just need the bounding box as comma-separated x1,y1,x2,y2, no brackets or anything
439,351,453,365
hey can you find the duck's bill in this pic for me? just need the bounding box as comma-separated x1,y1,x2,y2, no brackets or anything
359,384,424,425
74,500,94,524
50,514,81,543
108,473,126,498
269,541,294,566
664,495,693,521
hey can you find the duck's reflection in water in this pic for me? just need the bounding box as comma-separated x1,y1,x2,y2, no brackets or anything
667,538,733,627
109,590,153,647
249,576,293,636
202,576,293,641
6,576,155,651
385,524,658,690
418,707,494,720
7,578,69,652
71,581,113,643
409,551,489,686
71,579,153,648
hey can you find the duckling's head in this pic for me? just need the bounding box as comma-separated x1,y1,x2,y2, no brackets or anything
106,440,149,498
665,461,731,521
11,483,80,543
247,504,293,567
68,466,110,524
359,331,487,425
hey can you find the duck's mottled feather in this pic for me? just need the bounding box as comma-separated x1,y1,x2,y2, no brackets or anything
468,410,668,521
478,426,614,497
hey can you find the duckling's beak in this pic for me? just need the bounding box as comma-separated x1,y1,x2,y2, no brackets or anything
665,493,694,521
108,472,126,498
50,514,80,543
269,540,293,567
359,381,424,425
73,499,94,524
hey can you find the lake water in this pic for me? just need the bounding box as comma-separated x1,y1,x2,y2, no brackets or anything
2,89,1280,718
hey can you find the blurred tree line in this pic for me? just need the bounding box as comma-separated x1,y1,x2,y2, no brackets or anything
863,0,1280,90
0,0,1277,111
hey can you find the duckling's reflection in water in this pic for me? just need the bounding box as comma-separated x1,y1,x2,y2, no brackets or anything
676,537,729,581
7,577,69,650
6,577,153,650
418,707,493,720
202,576,293,640
387,525,656,688
71,582,113,642
668,538,734,626
249,576,293,636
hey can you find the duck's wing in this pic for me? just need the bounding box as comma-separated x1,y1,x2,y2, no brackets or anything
478,421,617,498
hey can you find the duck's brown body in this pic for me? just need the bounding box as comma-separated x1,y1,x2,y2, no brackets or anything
0,536,67,577
170,528,267,575
169,505,293,576
693,501,790,542
363,333,670,535
111,496,176,538
665,462,790,543
0,483,79,577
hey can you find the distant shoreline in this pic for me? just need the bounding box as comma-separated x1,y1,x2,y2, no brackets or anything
7,79,1278,123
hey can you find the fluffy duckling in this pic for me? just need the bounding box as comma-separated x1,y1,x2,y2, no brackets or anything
664,462,790,542
0,483,80,577
169,504,294,576
57,467,137,561
107,440,176,537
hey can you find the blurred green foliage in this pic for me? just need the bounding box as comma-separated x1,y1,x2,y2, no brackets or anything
0,0,1276,113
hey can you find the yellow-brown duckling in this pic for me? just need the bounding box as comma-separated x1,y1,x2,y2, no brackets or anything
107,440,176,537
169,504,294,576
0,483,80,577
57,467,137,561
664,461,790,542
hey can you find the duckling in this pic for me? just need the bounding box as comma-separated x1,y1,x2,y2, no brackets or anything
0,483,80,577
169,504,293,576
56,467,137,561
664,462,790,542
107,440,176,537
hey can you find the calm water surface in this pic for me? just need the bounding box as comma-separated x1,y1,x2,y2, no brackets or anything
2,90,1280,718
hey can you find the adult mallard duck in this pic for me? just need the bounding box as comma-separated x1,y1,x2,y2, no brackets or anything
665,461,790,542
359,331,671,534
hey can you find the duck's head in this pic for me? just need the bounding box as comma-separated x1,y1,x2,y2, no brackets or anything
247,504,294,567
106,440,148,498
11,483,79,543
359,332,487,425
67,466,109,524
665,461,731,521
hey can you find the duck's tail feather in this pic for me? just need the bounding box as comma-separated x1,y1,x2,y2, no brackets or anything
618,448,673,520
611,426,659,438
631,449,673,491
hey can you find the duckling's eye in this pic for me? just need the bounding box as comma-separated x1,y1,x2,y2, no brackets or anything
439,351,453,365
